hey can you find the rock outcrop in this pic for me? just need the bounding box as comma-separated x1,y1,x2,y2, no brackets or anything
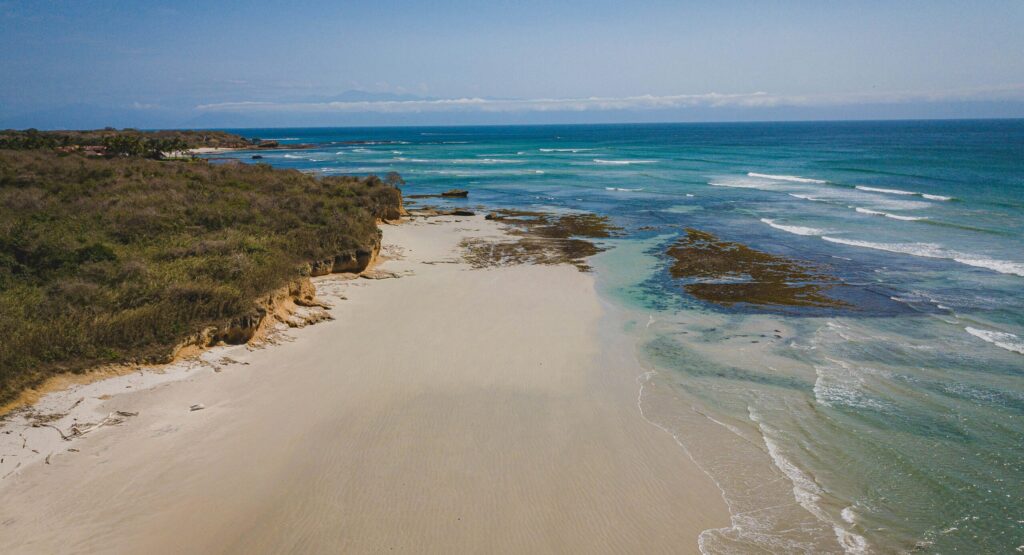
307,231,382,277
171,275,332,355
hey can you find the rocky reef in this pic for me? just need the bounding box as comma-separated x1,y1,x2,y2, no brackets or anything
666,228,847,308
462,209,621,271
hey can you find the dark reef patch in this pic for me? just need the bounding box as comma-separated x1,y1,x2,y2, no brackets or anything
666,228,849,308
462,209,622,271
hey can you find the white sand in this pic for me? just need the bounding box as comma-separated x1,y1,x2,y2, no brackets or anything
0,215,728,554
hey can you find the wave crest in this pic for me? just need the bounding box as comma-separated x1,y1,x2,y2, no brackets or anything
748,172,827,184
965,327,1024,355
821,237,1024,276
760,218,825,236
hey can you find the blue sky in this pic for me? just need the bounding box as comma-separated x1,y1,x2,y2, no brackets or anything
2,0,1023,128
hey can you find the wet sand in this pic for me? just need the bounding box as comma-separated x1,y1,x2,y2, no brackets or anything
0,215,728,554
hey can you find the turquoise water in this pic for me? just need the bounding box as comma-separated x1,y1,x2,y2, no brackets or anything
212,121,1023,553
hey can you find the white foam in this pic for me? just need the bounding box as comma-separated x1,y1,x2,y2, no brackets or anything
747,172,827,184
760,218,825,236
605,187,644,192
750,409,870,554
593,159,656,165
884,213,927,221
854,207,927,221
872,198,932,210
539,148,594,153
841,507,857,524
789,193,827,202
965,327,1024,354
711,179,779,190
450,158,519,164
855,185,916,195
953,256,1024,276
854,185,953,201
821,237,1024,277
282,154,305,159
813,359,889,411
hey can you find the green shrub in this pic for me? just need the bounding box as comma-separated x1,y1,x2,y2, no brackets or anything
0,149,402,403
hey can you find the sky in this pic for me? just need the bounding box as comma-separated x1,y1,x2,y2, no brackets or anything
2,0,1024,129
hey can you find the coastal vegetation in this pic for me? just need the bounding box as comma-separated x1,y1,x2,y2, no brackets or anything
0,128,256,158
0,146,402,404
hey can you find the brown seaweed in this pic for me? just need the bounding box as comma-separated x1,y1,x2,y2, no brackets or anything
666,229,848,308
462,210,621,271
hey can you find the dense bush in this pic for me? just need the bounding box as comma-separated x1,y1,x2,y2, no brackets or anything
0,128,254,153
0,149,401,403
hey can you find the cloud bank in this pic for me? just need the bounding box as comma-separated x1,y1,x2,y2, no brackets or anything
195,85,1024,115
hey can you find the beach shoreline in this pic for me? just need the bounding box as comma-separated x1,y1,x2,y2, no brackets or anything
0,214,729,553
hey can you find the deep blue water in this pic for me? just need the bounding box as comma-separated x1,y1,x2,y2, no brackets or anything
210,121,1024,554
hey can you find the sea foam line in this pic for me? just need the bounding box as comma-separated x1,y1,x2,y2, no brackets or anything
594,159,656,165
539,148,594,153
747,172,827,184
854,207,928,221
855,185,953,201
760,218,825,236
750,408,870,554
965,327,1024,355
821,237,1024,277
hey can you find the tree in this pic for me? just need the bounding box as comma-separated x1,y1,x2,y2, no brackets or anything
384,172,405,188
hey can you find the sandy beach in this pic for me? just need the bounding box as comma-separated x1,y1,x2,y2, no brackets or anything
0,214,728,554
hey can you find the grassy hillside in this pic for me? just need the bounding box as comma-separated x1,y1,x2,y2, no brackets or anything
0,149,402,403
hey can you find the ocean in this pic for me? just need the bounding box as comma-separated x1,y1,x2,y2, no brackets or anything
209,121,1023,554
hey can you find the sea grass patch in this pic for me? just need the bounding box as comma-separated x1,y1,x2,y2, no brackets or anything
666,228,848,308
461,209,621,271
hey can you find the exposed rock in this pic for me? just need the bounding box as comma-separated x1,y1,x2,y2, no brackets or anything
408,189,470,200
379,194,409,222
666,228,847,308
360,269,408,280
308,259,334,277
464,209,622,272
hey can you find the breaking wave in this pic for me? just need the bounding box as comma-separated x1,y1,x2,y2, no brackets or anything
821,237,1024,276
855,185,953,201
760,218,825,236
594,159,656,165
965,327,1024,355
854,207,928,221
539,148,594,153
750,409,871,554
747,172,828,184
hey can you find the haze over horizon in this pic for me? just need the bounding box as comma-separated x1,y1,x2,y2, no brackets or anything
3,0,1024,129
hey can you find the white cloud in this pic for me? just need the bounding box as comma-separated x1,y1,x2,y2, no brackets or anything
195,85,1024,114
